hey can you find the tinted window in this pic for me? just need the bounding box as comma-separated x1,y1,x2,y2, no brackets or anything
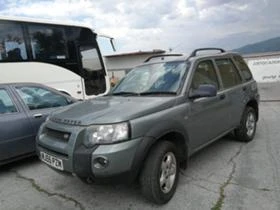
215,58,242,89
16,86,69,110
233,55,253,81
28,24,68,60
191,60,219,90
79,43,106,95
0,21,27,61
80,45,102,71
0,89,17,114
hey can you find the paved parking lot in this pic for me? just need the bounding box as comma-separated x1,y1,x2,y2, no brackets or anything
1,101,280,210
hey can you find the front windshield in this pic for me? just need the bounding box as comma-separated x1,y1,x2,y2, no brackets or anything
112,61,188,94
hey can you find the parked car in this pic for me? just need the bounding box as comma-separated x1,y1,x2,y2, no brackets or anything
0,83,77,165
36,48,259,204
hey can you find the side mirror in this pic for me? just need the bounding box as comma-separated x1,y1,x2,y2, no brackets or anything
189,84,217,99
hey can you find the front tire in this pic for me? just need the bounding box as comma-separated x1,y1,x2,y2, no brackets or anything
235,106,257,142
140,141,179,204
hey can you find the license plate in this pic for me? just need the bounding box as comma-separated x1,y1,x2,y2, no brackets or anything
40,152,64,171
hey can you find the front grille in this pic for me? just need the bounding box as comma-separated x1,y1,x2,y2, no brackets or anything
50,117,82,126
45,127,71,142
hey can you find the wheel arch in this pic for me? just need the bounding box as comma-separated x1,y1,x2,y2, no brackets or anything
156,131,189,168
134,129,189,179
246,99,259,121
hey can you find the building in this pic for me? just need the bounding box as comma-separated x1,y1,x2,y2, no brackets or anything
104,49,165,86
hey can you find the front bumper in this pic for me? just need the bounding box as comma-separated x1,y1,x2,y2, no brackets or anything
36,121,148,183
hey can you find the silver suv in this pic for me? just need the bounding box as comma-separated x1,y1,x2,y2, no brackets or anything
36,48,259,204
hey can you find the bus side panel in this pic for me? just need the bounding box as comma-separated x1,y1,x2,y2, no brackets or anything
0,62,83,99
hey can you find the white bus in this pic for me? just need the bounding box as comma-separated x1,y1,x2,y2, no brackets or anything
0,16,110,99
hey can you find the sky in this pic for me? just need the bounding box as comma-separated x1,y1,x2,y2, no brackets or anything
0,0,279,55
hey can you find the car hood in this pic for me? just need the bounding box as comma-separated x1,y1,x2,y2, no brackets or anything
50,96,177,126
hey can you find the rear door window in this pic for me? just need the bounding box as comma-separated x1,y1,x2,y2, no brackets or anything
215,58,242,89
0,89,17,114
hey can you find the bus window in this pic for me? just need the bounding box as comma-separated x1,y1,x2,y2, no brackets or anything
0,21,27,61
28,25,68,60
79,43,106,95
80,46,102,71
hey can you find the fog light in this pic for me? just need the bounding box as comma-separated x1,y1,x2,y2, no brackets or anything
63,133,70,140
93,156,109,169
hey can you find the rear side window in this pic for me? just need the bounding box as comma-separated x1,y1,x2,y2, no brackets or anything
0,21,27,61
191,60,220,90
233,55,253,81
0,89,17,114
215,58,242,89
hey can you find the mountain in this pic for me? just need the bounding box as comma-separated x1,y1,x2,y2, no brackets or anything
233,37,280,54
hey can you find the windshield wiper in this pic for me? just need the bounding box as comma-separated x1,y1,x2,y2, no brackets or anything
109,91,140,96
108,91,177,96
139,91,177,95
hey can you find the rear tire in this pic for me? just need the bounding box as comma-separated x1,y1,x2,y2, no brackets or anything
235,106,257,142
140,141,179,204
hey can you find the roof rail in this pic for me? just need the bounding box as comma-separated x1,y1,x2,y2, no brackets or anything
144,54,183,63
189,48,226,57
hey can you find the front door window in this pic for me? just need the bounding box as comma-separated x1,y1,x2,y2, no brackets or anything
191,60,220,90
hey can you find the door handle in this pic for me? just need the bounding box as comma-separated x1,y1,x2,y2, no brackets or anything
33,113,43,118
219,94,225,100
77,91,82,94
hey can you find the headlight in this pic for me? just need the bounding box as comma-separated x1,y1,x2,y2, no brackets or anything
84,122,129,147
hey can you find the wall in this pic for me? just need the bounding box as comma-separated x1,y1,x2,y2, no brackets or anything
244,52,280,101
243,52,280,83
245,56,280,83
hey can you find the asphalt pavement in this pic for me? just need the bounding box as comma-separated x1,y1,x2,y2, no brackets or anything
258,82,280,101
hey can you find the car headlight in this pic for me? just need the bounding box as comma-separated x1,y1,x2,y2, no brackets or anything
84,122,129,147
